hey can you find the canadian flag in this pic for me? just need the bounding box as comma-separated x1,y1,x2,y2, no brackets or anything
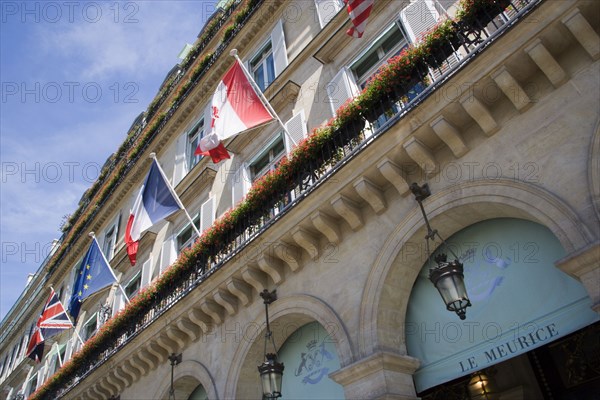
125,159,181,265
345,0,374,38
195,60,274,162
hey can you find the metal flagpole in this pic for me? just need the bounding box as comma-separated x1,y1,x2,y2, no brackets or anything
49,286,85,346
149,153,202,238
229,49,297,147
89,233,130,304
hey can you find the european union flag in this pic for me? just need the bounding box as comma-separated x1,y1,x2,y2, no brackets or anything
68,238,117,321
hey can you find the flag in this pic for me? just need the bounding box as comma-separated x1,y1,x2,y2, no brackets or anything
196,60,274,163
68,239,118,320
194,132,231,164
125,159,181,265
27,289,73,362
345,0,374,38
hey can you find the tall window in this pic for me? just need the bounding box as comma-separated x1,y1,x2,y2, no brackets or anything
351,23,409,88
102,226,115,259
251,42,276,92
187,118,205,171
176,214,200,254
249,134,286,182
83,313,98,341
125,272,141,299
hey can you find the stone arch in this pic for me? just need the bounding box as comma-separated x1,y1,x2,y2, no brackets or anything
358,178,594,357
224,294,354,399
156,359,218,400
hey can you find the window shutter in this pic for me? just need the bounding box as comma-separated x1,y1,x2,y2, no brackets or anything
400,0,440,43
232,164,250,207
437,0,458,12
200,197,215,233
141,256,154,287
284,111,308,153
173,132,188,185
271,19,289,76
315,0,343,28
204,103,213,136
327,67,360,116
160,235,177,273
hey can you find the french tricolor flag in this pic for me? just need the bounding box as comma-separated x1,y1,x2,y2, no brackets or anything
195,60,274,163
125,159,181,265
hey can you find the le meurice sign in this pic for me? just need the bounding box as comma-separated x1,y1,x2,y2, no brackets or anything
458,322,559,373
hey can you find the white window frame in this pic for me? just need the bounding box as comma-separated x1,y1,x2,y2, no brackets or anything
176,213,201,254
124,271,142,300
248,133,286,182
250,41,276,92
350,22,410,88
102,213,121,260
186,117,206,171
82,312,98,342
247,19,288,92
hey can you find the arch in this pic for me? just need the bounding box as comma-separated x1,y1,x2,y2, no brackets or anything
156,359,218,400
358,178,594,357
224,294,354,399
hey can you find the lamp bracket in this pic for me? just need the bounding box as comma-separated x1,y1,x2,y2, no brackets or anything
168,353,182,366
260,289,277,305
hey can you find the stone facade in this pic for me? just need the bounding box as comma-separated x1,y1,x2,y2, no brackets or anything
1,0,599,399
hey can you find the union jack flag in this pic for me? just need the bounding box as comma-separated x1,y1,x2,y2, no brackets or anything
344,0,374,38
26,289,73,362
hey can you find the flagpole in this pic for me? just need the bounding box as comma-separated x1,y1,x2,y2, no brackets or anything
49,286,85,346
229,49,297,147
149,153,202,238
89,233,130,305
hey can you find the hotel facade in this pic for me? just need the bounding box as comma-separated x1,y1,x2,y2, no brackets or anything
1,0,599,399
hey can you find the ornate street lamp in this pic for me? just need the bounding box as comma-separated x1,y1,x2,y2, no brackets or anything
168,352,182,400
257,289,284,399
410,183,471,320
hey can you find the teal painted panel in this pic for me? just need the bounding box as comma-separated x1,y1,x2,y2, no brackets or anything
277,321,345,399
406,218,599,392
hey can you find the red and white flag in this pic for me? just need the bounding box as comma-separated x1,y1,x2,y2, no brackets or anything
27,289,73,362
196,60,274,163
345,0,374,38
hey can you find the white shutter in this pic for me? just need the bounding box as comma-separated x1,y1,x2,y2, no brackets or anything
141,256,154,287
271,19,288,76
284,111,308,153
327,67,360,116
200,197,215,233
204,103,213,135
400,0,440,43
437,0,458,12
315,0,343,28
232,164,250,207
64,338,73,362
173,132,188,185
160,236,177,273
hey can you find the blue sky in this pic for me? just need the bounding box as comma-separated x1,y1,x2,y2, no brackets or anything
0,0,217,321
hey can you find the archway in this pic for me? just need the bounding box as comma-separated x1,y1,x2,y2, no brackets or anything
225,295,353,399
405,218,598,394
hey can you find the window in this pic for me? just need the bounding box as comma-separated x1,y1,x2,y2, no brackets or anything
83,313,98,341
125,273,141,299
186,118,205,171
249,134,286,181
251,42,276,92
247,19,288,92
26,371,38,397
176,214,200,254
351,24,409,88
102,214,120,260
